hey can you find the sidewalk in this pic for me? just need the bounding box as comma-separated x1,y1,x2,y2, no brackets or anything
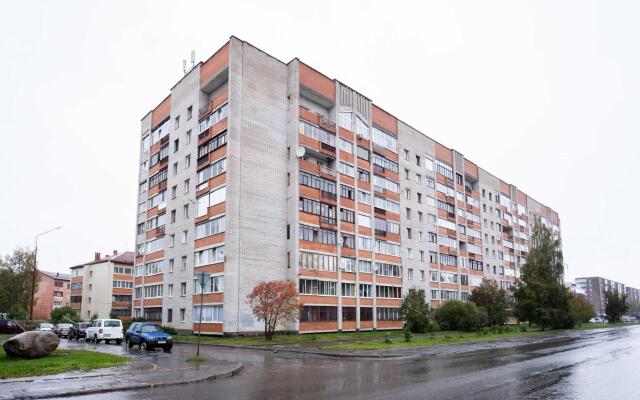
0,343,241,400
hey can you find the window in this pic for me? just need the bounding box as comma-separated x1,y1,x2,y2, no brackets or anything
149,146,169,167
195,274,224,294
376,285,402,298
340,257,356,272
404,149,410,161
340,232,355,248
198,131,228,159
180,308,186,322
173,162,178,175
199,103,228,133
299,121,336,147
186,130,191,144
357,214,371,228
340,185,355,200
426,177,435,189
196,186,227,217
359,284,372,297
355,116,369,138
194,245,225,266
374,196,400,213
187,106,193,120
372,154,399,173
339,138,353,154
377,307,401,321
375,240,401,256
180,282,187,296
359,260,372,273
170,209,176,223
193,305,224,323
358,236,372,251
435,160,454,180
408,268,414,280
356,146,369,160
374,217,400,234
299,252,337,272
167,308,173,323
406,208,411,219
376,262,402,277
340,208,355,223
184,179,190,193
144,284,163,298
358,190,372,204
300,306,337,322
148,169,168,189
299,279,337,296
339,112,352,130
299,224,337,245
338,162,355,177
299,171,336,195
196,216,226,239
197,158,226,184
145,261,163,275
357,169,370,182
181,256,187,270
183,204,190,218
299,197,336,224
174,138,179,152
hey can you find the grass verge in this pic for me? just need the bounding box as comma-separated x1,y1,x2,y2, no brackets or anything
0,348,129,379
322,322,640,351
174,330,406,347
186,355,207,363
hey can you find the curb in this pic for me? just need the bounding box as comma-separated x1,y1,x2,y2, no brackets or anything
4,363,242,400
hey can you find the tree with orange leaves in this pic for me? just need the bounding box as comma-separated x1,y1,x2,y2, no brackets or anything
247,280,299,340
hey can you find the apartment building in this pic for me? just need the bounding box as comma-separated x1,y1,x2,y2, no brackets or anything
575,277,626,315
70,251,134,320
134,36,561,335
626,287,640,307
32,271,70,320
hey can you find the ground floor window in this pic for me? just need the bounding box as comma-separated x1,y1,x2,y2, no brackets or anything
360,307,373,321
300,306,337,322
376,307,401,321
144,307,162,321
193,305,223,323
342,307,356,321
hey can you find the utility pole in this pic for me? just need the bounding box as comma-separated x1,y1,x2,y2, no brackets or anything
30,226,62,329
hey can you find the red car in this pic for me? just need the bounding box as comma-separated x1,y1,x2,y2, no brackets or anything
0,319,25,335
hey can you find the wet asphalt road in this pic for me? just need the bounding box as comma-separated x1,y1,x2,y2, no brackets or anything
60,326,640,400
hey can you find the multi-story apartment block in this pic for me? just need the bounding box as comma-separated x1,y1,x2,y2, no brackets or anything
32,271,70,320
626,287,640,307
70,251,134,320
134,36,561,335
575,277,626,315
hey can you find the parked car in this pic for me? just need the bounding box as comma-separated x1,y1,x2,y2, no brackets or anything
0,319,25,334
85,319,123,344
124,322,143,345
35,323,54,332
68,322,91,340
54,323,73,338
127,323,173,351
621,315,637,323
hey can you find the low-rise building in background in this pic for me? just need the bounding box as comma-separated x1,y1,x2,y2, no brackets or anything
69,251,134,320
32,271,70,320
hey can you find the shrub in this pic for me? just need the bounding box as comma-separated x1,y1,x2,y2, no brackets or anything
400,290,431,333
519,325,528,332
384,332,392,344
404,329,412,342
434,300,487,332
428,322,440,333
161,326,177,335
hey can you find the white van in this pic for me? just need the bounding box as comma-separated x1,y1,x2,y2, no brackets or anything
85,319,123,344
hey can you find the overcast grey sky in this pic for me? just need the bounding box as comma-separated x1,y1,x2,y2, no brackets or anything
0,1,638,286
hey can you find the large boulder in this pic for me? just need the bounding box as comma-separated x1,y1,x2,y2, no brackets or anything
3,331,60,359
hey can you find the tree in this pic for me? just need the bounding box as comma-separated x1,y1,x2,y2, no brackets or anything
434,300,487,331
569,295,595,324
604,288,629,323
247,280,299,340
514,217,576,330
0,248,38,319
469,281,509,326
400,290,431,333
51,306,80,324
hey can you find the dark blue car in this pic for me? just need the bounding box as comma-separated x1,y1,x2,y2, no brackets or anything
127,323,173,351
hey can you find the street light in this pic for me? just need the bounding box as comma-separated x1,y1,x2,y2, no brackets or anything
195,271,210,358
30,226,62,329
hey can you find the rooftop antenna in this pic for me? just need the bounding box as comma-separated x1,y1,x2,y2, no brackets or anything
191,50,196,68
183,59,187,75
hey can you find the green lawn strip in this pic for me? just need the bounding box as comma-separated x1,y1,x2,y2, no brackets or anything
0,348,129,379
174,330,405,347
322,323,640,351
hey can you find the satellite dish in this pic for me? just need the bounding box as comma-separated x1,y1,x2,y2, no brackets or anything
295,146,306,158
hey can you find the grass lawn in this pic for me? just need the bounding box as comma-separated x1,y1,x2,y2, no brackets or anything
322,322,640,351
0,348,129,379
174,330,406,346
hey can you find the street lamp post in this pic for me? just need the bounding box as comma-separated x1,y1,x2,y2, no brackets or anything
30,226,62,329
195,271,210,358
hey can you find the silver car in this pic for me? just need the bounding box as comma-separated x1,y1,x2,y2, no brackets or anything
35,323,54,332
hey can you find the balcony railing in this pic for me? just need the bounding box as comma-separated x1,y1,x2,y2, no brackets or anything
318,116,336,133
320,190,337,201
319,166,337,178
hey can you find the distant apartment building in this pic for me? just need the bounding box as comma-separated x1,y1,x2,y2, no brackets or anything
32,271,70,320
626,287,640,307
575,277,626,315
70,251,134,320
133,36,561,335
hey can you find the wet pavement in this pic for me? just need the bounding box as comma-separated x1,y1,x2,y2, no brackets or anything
1,339,240,400
52,325,640,400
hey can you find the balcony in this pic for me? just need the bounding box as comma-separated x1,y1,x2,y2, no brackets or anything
319,166,337,180
154,226,165,236
318,116,336,133
374,229,387,237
